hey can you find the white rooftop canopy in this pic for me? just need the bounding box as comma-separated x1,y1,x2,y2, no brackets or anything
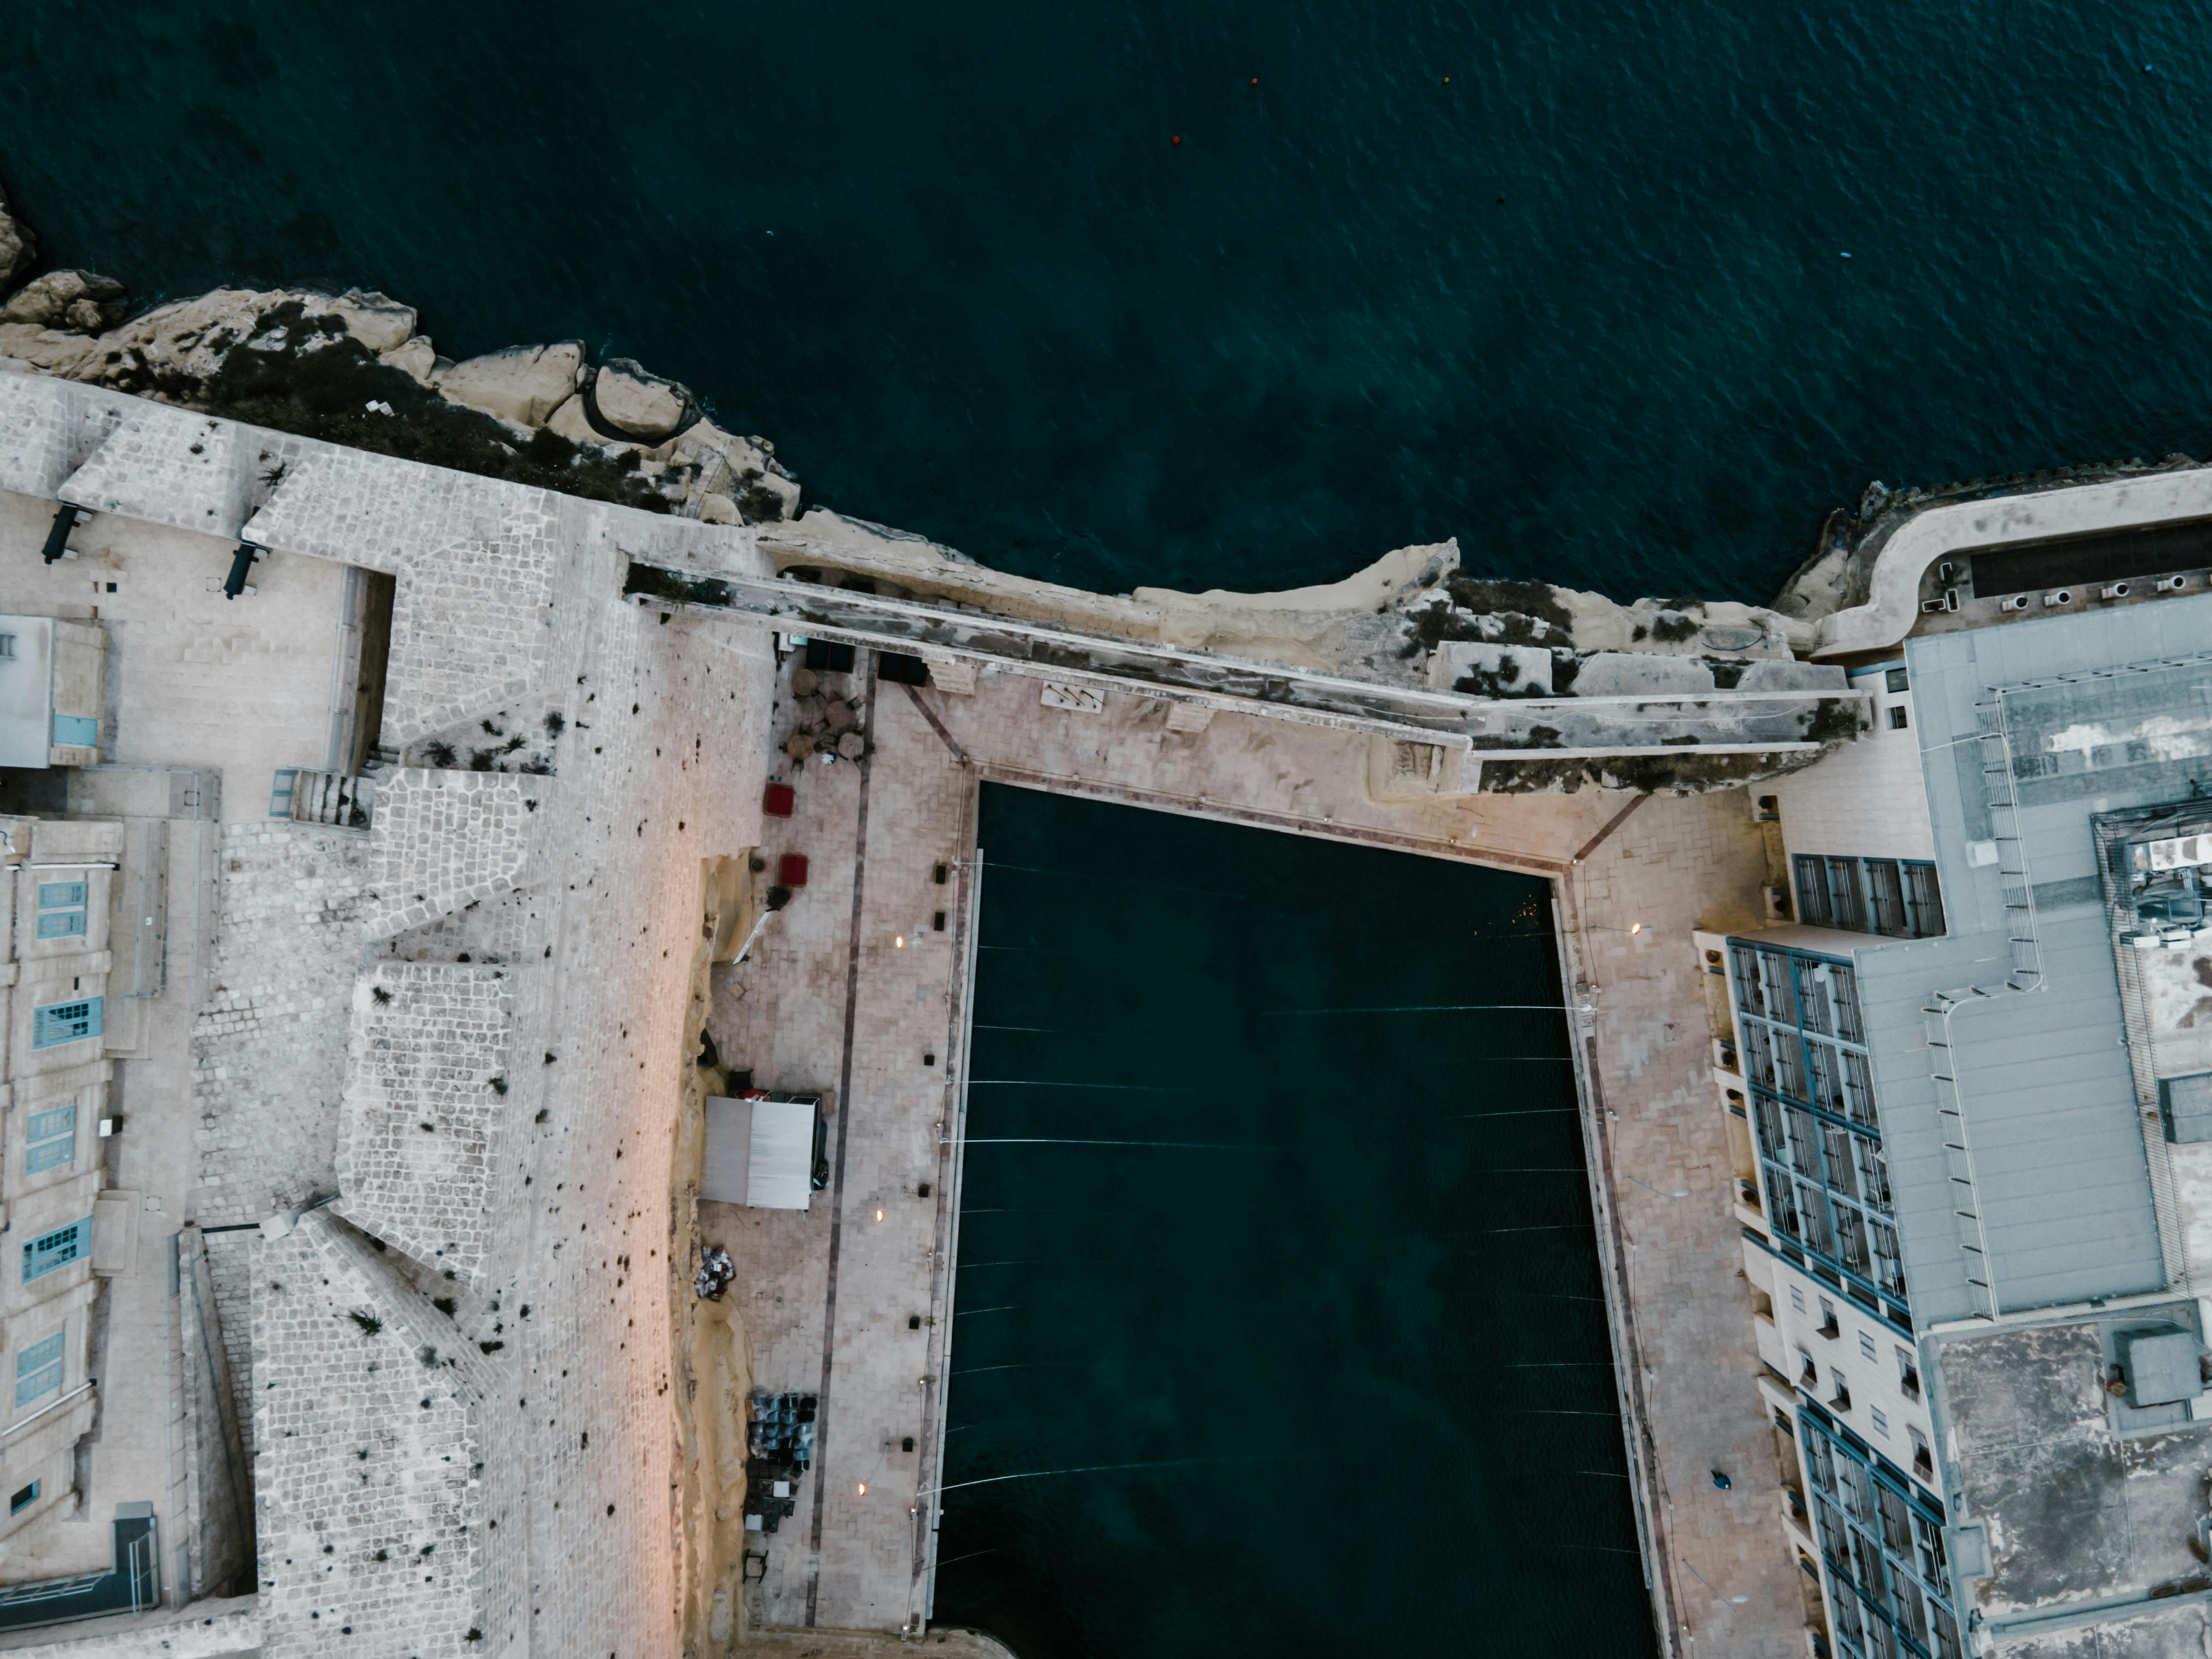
703,1094,815,1210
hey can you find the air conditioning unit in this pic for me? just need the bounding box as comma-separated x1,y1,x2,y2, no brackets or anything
2157,575,2192,593
1999,594,2031,612
2100,581,2131,601
1762,884,1792,922
2043,589,2074,607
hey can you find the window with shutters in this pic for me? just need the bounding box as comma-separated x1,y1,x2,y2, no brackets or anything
31,998,101,1049
13,1332,62,1407
1801,1410,1957,1659
1826,857,1868,930
1866,860,1908,935
1795,854,1833,926
33,880,86,940
1794,857,1944,941
21,1221,84,1282
24,1102,74,1176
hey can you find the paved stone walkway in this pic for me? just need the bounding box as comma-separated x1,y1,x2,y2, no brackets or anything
705,666,977,1636
704,660,1807,1656
1563,792,1806,1659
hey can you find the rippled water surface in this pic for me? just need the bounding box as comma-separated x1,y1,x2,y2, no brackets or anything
7,3,2211,601
3,16,2193,1645
944,786,1642,1658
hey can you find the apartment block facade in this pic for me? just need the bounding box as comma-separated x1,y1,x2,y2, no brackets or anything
0,812,119,1546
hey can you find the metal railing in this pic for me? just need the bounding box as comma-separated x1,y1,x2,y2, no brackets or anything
1975,694,2044,992
1924,988,2001,1321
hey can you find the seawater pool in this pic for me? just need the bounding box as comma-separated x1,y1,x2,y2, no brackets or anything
935,784,1653,1658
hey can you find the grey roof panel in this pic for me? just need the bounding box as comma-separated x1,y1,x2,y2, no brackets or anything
1844,615,2212,1318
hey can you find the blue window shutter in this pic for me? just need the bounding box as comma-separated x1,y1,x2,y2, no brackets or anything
33,881,87,940
31,999,102,1050
21,1221,85,1282
13,1332,63,1406
24,1104,74,1176
49,715,96,748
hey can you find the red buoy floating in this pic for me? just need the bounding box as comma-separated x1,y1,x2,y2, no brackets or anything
1171,134,1181,145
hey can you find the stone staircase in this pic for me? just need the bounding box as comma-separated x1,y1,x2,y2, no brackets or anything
281,769,375,830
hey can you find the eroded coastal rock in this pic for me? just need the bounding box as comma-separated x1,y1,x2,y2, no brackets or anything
0,246,797,525
0,268,126,331
0,185,30,293
1772,453,2206,625
437,341,583,427
0,193,1857,794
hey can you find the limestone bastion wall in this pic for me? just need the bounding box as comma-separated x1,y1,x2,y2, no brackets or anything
0,358,783,1653
333,963,516,1288
361,771,546,941
250,1206,501,1659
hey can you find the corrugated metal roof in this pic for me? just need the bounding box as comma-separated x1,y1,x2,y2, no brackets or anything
1858,603,2212,1319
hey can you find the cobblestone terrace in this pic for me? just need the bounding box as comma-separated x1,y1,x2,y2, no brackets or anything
225,522,778,1655
0,369,781,1656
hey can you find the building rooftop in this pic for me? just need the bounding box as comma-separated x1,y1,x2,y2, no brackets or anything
1929,1305,2212,1652
1851,602,2212,1327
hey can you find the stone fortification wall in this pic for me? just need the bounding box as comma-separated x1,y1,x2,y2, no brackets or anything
333,964,514,1285
0,361,779,1655
55,403,262,536
361,771,546,940
249,1206,499,1659
0,1599,260,1656
380,537,557,743
243,452,563,744
190,820,369,1430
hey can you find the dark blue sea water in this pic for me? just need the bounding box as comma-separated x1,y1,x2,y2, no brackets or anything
4,12,2194,1650
6,3,2211,602
943,787,1641,1658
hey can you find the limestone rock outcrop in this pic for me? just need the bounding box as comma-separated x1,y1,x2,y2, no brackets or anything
378,333,439,385
437,341,581,426
592,356,687,434
0,268,126,330
0,322,98,376
321,288,416,353
0,185,30,295
0,194,804,524
88,286,399,384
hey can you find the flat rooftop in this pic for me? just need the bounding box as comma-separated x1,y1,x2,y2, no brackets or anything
1932,1304,2212,1652
1837,602,2212,1327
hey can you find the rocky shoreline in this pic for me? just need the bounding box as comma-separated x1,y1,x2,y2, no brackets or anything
8,180,2206,656
18,184,2165,797
0,186,799,531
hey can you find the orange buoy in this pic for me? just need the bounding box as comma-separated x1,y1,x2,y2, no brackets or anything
1171,134,1181,145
